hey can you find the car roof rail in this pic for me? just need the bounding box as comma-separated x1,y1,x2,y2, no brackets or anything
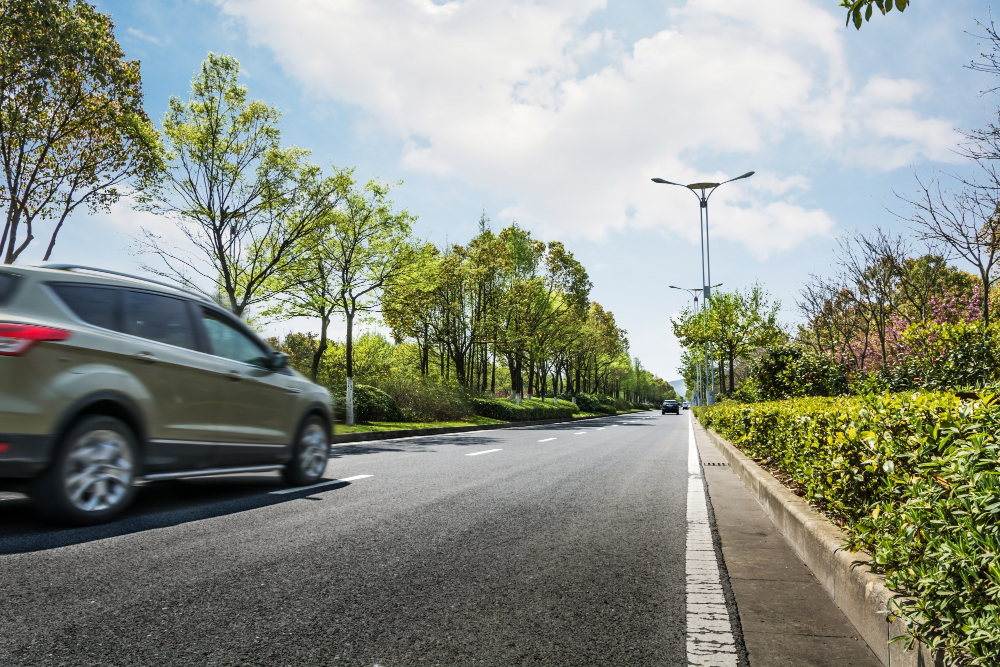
42,264,216,304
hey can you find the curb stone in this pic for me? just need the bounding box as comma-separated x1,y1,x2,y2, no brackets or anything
695,417,946,667
331,412,623,444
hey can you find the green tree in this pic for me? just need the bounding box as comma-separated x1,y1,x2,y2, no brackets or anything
326,178,416,425
136,53,344,316
841,0,909,30
0,0,159,263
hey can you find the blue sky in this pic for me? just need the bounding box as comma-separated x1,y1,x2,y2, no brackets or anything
21,0,995,381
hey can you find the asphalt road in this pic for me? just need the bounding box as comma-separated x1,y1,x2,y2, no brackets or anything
1,412,698,666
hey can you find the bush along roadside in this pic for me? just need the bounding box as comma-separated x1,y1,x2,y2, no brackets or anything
469,397,580,421
331,384,405,423
701,390,1000,665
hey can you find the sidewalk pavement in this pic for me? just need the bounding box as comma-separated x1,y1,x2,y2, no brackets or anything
692,417,884,667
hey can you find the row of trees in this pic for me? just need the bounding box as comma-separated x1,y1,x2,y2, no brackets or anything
0,1,674,422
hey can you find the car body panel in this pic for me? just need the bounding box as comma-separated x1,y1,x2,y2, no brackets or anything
0,265,333,484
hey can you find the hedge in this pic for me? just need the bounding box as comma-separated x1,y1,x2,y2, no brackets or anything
557,392,616,414
331,384,404,423
470,397,578,421
702,391,1000,664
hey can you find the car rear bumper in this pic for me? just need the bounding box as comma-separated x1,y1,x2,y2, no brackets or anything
0,433,54,479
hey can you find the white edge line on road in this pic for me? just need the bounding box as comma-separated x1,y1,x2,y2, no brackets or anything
538,437,556,442
269,474,373,495
686,414,737,665
466,448,503,456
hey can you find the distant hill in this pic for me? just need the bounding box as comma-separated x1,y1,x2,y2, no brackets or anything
669,379,686,398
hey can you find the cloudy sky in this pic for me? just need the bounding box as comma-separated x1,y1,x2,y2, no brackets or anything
21,0,994,381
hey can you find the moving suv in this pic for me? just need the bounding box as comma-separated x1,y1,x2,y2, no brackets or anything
662,400,680,415
0,265,334,524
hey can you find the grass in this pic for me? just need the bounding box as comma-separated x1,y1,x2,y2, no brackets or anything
334,407,651,435
335,415,505,435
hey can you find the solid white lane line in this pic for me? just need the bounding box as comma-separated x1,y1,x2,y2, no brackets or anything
466,449,502,456
686,415,737,666
269,474,373,495
538,438,557,442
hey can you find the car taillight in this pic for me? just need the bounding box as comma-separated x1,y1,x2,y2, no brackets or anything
0,323,72,356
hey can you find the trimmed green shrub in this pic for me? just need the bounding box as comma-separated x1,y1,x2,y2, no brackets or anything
702,390,1000,664
331,384,404,423
470,397,578,421
558,392,616,414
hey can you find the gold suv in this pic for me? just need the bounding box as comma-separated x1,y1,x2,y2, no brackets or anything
0,265,333,524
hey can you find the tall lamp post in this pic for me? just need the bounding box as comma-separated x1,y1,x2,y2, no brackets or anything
654,171,753,404
670,283,721,406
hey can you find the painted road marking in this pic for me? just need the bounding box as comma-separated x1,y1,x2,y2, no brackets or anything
538,438,556,442
574,431,586,435
597,428,605,430
270,474,373,495
686,415,737,666
466,449,503,456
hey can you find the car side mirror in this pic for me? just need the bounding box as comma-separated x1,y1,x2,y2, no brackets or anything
268,351,288,370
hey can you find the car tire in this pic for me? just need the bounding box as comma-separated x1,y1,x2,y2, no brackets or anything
283,415,331,486
30,415,138,525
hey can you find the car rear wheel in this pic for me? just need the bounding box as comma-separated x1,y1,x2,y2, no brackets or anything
31,415,138,525
283,416,330,486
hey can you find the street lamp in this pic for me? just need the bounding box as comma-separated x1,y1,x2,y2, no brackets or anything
670,284,721,406
655,171,753,404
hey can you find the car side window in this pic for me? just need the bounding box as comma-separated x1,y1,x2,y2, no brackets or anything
122,290,198,350
0,272,22,306
200,309,269,367
50,283,120,330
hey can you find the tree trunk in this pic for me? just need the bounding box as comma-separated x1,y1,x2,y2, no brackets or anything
345,311,355,426
311,314,329,382
728,348,735,395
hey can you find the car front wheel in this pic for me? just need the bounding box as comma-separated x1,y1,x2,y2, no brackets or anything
31,415,138,525
283,415,331,486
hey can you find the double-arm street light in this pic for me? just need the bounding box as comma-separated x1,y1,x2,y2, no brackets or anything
656,171,753,404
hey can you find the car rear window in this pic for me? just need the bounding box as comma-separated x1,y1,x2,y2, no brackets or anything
0,272,21,306
50,283,120,330
122,290,197,350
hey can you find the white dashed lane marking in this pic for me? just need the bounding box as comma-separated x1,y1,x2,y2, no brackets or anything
466,449,503,456
269,474,373,495
538,438,556,442
574,431,587,435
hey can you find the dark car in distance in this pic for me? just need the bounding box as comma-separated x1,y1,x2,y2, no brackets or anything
662,400,680,415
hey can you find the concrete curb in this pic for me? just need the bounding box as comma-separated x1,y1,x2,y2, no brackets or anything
331,412,625,444
694,418,945,667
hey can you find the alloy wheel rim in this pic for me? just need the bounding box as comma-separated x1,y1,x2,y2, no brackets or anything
298,423,329,477
63,429,134,512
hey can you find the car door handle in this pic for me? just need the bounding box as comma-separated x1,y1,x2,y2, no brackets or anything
228,371,242,382
287,387,302,394
133,352,158,363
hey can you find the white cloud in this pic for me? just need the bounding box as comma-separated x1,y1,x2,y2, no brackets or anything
125,27,162,45
216,0,958,256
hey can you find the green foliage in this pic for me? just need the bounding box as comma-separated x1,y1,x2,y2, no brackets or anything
0,0,159,263
558,392,616,414
702,390,1000,664
887,321,1000,392
330,383,403,423
742,343,849,401
378,375,471,422
841,0,909,30
469,397,578,421
136,53,348,316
